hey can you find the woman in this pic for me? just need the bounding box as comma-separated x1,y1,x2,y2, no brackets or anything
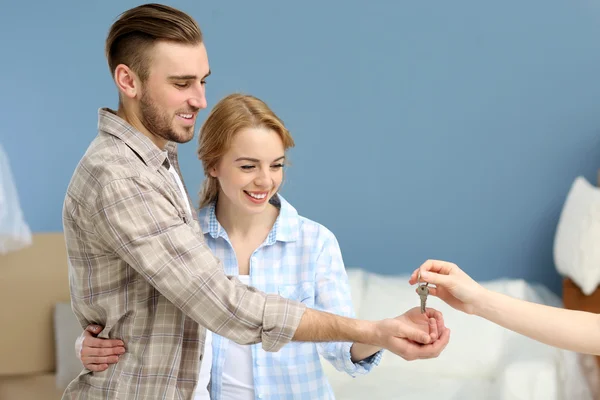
76,93,447,399
411,259,600,356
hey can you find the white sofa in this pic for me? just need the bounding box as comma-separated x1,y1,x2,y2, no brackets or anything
322,268,595,400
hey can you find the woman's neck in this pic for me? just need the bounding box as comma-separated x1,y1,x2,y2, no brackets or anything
215,195,279,239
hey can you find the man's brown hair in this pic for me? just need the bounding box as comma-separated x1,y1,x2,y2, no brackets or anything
105,3,203,81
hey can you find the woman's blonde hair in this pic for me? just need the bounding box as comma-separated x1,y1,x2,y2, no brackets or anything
197,93,295,208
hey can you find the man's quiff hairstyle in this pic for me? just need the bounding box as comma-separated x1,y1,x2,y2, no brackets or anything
105,3,203,81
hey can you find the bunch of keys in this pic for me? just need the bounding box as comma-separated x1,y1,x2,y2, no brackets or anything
416,271,429,314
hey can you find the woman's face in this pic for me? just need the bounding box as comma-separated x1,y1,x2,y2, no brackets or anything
210,126,285,215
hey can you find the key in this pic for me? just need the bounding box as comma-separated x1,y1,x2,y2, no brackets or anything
417,284,429,314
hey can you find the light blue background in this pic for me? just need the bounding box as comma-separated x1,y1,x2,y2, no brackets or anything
3,1,600,294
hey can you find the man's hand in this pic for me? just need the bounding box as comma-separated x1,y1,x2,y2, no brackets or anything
376,307,450,361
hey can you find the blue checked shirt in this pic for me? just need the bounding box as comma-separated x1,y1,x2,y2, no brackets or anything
200,195,383,400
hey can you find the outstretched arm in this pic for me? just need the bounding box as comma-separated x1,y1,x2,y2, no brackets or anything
410,259,600,355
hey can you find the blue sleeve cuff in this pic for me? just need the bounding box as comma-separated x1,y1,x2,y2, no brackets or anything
339,342,384,377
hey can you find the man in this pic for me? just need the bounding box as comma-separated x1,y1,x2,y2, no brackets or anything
62,3,450,399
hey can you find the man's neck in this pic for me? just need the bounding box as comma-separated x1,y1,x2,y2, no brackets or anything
116,106,168,150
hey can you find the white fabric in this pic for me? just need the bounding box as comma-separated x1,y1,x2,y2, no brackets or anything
166,159,212,400
193,331,212,400
167,160,192,215
322,270,593,400
346,268,366,314
221,275,255,400
554,176,600,295
0,143,31,254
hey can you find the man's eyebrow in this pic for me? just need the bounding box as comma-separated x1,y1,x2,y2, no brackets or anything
167,70,211,80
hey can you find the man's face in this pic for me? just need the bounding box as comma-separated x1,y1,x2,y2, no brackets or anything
137,41,210,144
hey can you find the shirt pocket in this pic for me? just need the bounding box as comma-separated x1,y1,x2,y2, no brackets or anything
278,281,315,307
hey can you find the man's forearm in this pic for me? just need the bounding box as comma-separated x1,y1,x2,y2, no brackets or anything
475,288,600,355
292,308,379,345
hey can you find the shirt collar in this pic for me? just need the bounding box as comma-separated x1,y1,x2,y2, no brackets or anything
199,194,300,243
97,108,177,171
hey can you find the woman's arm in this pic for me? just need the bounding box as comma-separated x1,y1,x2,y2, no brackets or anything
410,259,600,355
76,324,125,371
477,286,600,355
313,229,445,374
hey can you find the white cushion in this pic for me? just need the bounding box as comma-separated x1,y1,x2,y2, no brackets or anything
554,176,600,295
345,268,366,316
53,302,85,389
329,366,490,400
495,359,558,400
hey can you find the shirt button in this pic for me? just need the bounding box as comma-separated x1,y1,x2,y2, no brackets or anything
258,395,263,399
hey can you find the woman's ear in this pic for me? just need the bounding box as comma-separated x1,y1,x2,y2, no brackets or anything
208,166,218,178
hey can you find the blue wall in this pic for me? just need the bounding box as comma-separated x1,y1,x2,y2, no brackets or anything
3,1,600,294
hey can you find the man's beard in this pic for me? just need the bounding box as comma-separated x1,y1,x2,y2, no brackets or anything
139,91,196,144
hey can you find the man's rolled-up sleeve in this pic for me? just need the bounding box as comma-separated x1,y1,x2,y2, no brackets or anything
92,177,306,351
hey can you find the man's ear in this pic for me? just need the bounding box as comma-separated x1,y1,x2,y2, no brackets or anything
114,64,140,99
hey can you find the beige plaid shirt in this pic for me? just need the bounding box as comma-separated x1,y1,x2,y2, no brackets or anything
61,109,306,400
